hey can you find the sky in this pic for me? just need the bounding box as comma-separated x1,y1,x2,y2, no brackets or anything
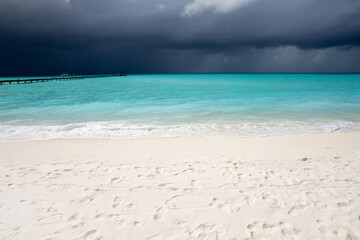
0,0,360,76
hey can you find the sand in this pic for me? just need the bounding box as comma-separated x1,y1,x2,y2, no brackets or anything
0,132,360,239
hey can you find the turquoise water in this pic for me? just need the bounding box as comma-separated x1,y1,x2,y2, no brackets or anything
1,74,360,140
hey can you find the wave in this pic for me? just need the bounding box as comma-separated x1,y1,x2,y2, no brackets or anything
1,120,360,141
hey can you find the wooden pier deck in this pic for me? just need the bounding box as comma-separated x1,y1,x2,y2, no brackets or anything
0,74,126,85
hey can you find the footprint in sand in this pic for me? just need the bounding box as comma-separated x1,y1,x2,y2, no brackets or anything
95,213,107,219
288,200,313,216
209,198,232,214
74,195,94,205
316,219,357,239
153,207,166,220
158,183,170,187
247,221,297,239
126,203,135,209
164,195,181,208
83,229,99,240
155,166,167,174
68,213,79,222
146,234,162,240
122,221,142,228
337,199,354,208
112,197,122,208
110,177,120,185
191,178,209,187
183,167,195,173
188,223,224,239
262,195,285,208
223,169,236,179
67,213,84,229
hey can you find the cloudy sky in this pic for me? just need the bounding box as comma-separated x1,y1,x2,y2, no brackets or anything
0,0,360,75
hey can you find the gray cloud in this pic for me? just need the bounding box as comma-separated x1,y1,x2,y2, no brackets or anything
0,0,359,76
182,0,258,16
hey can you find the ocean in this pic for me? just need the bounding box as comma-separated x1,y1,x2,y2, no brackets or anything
1,74,360,141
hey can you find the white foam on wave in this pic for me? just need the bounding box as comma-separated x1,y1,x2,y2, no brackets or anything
1,120,360,142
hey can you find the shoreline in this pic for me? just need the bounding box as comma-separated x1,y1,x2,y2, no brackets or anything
1,128,360,141
1,131,360,161
1,120,360,142
1,132,360,239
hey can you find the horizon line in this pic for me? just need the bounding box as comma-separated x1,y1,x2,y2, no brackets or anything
2,72,360,78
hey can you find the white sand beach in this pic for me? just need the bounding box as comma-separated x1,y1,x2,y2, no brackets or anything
0,132,360,239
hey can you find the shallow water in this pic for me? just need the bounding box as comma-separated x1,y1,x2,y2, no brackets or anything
1,74,360,140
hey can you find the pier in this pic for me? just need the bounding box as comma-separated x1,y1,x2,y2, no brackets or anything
0,73,126,85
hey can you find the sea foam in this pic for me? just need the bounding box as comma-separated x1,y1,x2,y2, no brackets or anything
1,120,360,141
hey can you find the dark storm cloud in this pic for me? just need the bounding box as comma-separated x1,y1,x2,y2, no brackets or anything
0,0,360,75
